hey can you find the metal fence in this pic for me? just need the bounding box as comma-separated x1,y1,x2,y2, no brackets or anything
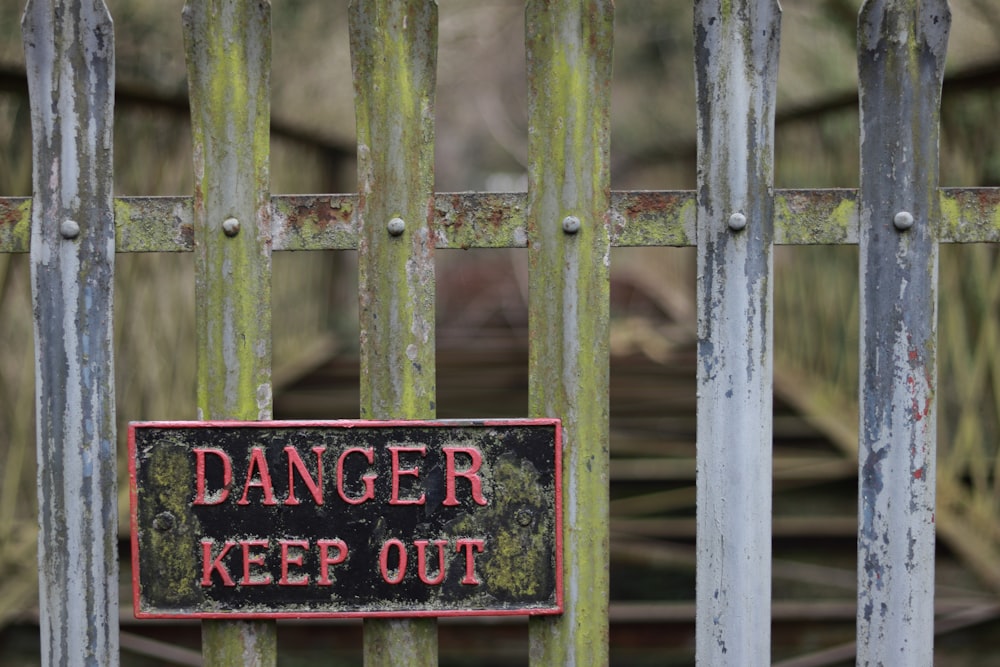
1,0,999,664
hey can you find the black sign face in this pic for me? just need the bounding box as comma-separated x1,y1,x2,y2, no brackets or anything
129,419,561,618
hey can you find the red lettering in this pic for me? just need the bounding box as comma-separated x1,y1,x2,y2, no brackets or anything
455,539,484,585
336,448,376,504
238,447,277,506
284,446,325,505
193,448,231,505
443,447,487,506
278,539,310,586
379,538,408,585
240,539,271,585
389,445,426,505
414,539,448,585
317,539,348,585
201,540,237,587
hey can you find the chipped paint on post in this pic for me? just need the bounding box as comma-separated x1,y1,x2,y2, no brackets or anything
694,0,781,664
525,1,613,664
856,1,949,664
23,0,118,664
349,1,439,663
183,0,275,664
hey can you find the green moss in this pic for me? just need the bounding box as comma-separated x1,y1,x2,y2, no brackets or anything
448,454,554,600
939,190,962,240
141,443,201,605
185,0,273,421
525,2,613,662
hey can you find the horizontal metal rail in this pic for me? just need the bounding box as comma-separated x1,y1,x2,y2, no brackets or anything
2,188,999,253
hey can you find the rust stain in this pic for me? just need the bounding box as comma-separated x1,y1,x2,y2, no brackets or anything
283,197,354,231
621,191,682,219
484,198,505,228
0,202,24,227
976,188,1000,207
179,223,195,248
440,194,466,231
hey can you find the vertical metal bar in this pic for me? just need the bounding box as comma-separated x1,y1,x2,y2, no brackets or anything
183,0,275,664
23,1,117,664
525,2,613,664
856,1,949,663
349,1,438,664
693,1,780,664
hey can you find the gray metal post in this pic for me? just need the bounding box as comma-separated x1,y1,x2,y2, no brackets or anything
349,1,440,663
694,0,781,664
857,1,950,663
525,1,614,664
23,0,118,664
182,0,277,663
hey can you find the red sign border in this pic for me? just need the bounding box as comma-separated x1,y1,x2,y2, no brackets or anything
128,418,562,619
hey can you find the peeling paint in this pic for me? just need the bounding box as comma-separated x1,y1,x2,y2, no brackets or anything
24,0,119,664
856,1,949,664
694,1,780,664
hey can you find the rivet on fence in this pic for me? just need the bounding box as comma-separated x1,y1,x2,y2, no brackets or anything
222,217,241,237
387,216,406,236
59,219,80,239
893,210,915,231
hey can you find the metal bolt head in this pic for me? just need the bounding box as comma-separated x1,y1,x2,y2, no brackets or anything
562,216,581,234
60,219,80,239
515,507,534,526
893,211,914,231
387,217,406,236
222,217,241,237
728,212,747,232
152,512,176,532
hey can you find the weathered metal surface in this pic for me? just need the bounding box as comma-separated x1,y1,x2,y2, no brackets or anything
184,0,273,423
349,0,439,663
524,1,613,664
939,188,1000,243
856,1,949,664
694,0,781,664
432,192,527,249
611,191,695,247
115,197,194,252
23,1,118,665
183,0,275,663
271,195,356,251
129,420,562,617
775,189,859,245
6,189,1000,253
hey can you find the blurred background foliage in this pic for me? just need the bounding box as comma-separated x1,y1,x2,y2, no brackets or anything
1,0,999,627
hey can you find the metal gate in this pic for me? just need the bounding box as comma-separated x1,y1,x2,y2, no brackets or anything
2,0,999,664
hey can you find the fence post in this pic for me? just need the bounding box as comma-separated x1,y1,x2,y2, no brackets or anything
525,1,614,664
856,1,950,663
693,0,781,663
182,0,275,664
23,1,118,664
349,1,439,663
